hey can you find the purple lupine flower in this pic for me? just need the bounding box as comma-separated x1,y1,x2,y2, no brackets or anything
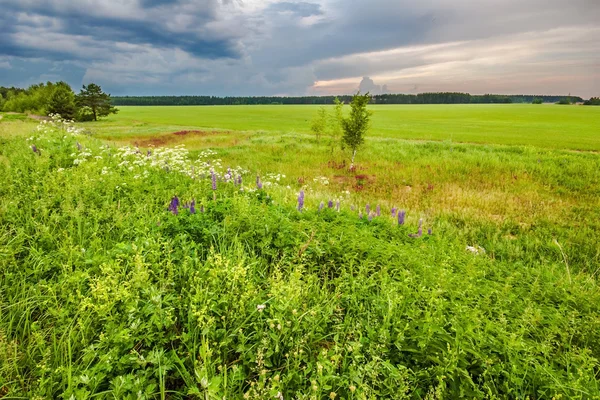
336,201,340,212
368,213,373,221
391,207,397,217
428,228,432,235
319,202,324,212
190,199,196,214
297,190,305,211
200,205,205,213
409,219,423,238
238,175,243,186
31,144,39,154
398,210,406,225
376,205,381,217
211,171,217,190
76,142,82,151
366,204,370,214
168,196,180,215
359,212,363,219
256,175,262,190
328,200,333,208
147,150,152,157
227,167,232,177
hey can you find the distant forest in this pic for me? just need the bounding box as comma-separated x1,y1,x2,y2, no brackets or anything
111,93,585,106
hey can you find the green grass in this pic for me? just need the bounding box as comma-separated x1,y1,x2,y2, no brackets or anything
91,104,600,151
1,111,600,398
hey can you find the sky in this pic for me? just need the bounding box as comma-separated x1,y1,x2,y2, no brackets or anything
0,0,598,97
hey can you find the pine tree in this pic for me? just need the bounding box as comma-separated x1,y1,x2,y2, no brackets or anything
76,83,118,121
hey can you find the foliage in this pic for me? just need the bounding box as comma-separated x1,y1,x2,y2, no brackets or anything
341,92,372,164
557,96,575,105
47,84,77,120
0,82,60,114
583,97,600,106
532,98,543,104
109,93,584,106
76,83,119,121
310,106,328,143
1,118,600,398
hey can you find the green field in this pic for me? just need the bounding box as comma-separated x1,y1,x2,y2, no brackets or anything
1,108,600,398
93,104,600,151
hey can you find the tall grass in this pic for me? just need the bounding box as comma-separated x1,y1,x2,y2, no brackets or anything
1,119,600,398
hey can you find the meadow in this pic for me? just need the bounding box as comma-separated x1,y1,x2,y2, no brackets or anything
94,104,600,151
1,106,600,398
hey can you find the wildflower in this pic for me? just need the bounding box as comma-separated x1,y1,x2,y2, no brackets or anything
200,205,205,213
409,219,423,238
368,213,373,221
336,200,340,212
366,204,370,214
376,204,381,217
168,196,180,215
147,150,152,157
257,304,266,312
211,171,217,190
328,200,333,208
428,228,432,235
76,142,82,151
31,144,40,155
190,199,196,214
359,212,363,219
329,392,337,399
398,210,406,225
319,202,324,212
256,175,263,189
391,207,397,217
297,190,305,211
349,385,356,392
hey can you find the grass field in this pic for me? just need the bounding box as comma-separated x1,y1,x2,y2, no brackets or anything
93,104,600,151
1,108,600,398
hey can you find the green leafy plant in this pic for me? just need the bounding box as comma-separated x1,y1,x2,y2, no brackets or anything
341,92,372,167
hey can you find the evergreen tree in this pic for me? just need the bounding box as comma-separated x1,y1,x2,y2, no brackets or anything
76,83,118,121
47,83,77,120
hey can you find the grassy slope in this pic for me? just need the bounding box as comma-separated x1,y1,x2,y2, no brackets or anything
93,104,600,151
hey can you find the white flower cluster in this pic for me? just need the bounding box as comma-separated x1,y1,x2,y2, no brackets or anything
37,114,84,137
466,245,486,255
71,148,93,166
262,173,286,187
313,176,330,185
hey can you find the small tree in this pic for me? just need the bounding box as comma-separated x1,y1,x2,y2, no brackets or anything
76,83,118,121
342,92,372,167
532,98,543,104
47,84,77,120
310,106,328,143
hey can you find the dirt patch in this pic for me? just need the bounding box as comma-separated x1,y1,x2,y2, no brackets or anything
135,137,171,147
133,129,234,148
172,129,230,136
27,114,51,121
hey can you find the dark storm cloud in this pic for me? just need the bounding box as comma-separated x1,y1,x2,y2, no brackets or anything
0,0,243,60
0,0,598,96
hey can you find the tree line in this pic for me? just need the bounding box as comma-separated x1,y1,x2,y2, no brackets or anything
110,93,586,106
0,82,118,121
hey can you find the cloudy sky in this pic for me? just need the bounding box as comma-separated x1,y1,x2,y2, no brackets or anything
0,0,598,97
